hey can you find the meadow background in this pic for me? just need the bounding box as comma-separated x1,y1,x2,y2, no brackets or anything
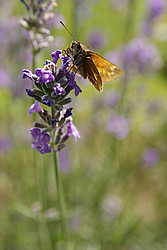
0,0,167,249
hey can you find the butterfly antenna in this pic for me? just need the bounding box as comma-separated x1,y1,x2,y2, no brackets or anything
60,21,76,41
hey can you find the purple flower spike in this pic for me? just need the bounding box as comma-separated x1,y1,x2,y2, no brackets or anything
67,120,81,142
22,69,34,82
30,128,51,154
29,101,42,116
51,50,62,64
23,49,81,153
52,83,65,95
35,68,55,84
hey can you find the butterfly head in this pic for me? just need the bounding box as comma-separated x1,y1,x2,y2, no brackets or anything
69,41,82,56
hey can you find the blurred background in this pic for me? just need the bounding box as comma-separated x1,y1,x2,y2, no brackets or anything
0,0,167,249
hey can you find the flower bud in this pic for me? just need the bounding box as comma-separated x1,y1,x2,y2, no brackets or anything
59,134,69,143
42,84,52,95
58,97,72,106
34,81,43,90
57,144,66,151
33,89,45,97
54,135,61,145
54,104,63,111
19,18,30,30
41,128,51,133
38,28,50,35
33,122,47,128
58,119,65,127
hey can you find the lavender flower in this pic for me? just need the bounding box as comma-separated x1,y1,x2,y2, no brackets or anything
35,68,55,85
142,147,160,167
31,128,51,154
52,84,65,96
67,120,81,142
29,101,42,116
22,69,35,82
22,50,81,154
51,49,62,64
107,114,130,140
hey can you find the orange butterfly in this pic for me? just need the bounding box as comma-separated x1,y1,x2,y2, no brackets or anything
61,21,124,91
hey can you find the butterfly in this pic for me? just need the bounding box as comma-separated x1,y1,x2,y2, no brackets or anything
60,21,124,91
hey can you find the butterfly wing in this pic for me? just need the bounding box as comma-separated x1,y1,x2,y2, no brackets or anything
78,58,103,91
89,52,124,82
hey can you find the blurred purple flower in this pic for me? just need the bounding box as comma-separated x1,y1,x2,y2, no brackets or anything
86,29,107,50
107,114,130,140
49,14,66,29
0,18,20,51
142,0,166,36
123,38,162,75
148,0,166,20
142,147,160,167
106,38,162,76
31,128,51,154
0,137,12,153
29,101,42,116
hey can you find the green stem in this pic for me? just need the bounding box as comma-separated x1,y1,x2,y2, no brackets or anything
32,51,36,72
52,151,68,248
51,106,68,247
